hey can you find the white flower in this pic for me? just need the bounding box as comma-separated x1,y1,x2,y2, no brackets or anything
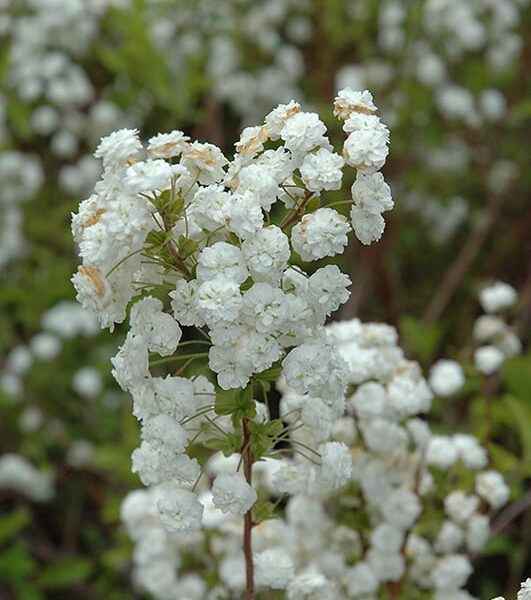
0,454,54,502
29,332,61,361
444,491,480,524
197,277,242,323
156,487,203,533
182,142,227,185
237,163,279,210
272,462,316,495
453,434,488,469
429,359,465,397
518,578,531,600
94,128,141,168
367,549,405,582
282,339,349,401
125,159,174,192
307,265,351,320
343,113,382,135
198,491,225,529
387,366,433,417
467,513,490,552
254,548,294,589
209,344,252,390
479,281,517,314
148,130,190,158
350,206,385,245
142,414,189,453
362,419,406,454
241,225,290,284
280,112,328,155
345,562,379,597
132,442,179,486
71,264,112,311
382,488,421,530
334,88,377,120
291,208,351,261
426,435,459,469
130,296,182,356
169,279,205,327
431,554,472,591
235,125,269,157
225,190,264,239
287,570,333,600
435,520,465,553
300,148,344,192
349,382,388,419
211,472,257,515
196,242,248,284
111,333,149,392
351,171,394,214
264,100,301,140
318,441,352,490
343,121,389,173
72,367,102,399
242,282,288,333
301,398,334,441
190,184,231,230
370,523,404,554
474,345,505,375
476,471,510,509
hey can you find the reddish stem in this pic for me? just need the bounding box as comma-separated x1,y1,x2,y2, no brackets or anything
280,190,313,230
242,418,255,599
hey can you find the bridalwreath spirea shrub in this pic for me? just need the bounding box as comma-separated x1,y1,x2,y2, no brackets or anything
71,88,391,598
70,90,519,599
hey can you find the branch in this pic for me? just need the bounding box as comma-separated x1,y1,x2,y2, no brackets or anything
160,213,192,278
422,196,502,324
280,190,314,231
490,487,531,538
242,418,255,600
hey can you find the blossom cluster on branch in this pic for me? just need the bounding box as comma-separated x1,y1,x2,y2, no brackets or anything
70,88,394,597
121,310,521,599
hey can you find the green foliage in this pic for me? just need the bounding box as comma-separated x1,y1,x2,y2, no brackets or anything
400,316,443,362
38,558,93,589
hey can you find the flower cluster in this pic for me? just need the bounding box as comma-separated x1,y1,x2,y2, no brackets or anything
0,454,54,502
121,314,518,598
71,91,392,573
474,281,520,375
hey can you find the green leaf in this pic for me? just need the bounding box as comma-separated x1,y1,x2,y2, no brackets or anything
253,500,276,524
12,581,44,600
0,508,31,545
178,235,198,257
0,545,36,581
400,316,442,362
254,364,282,382
502,394,531,462
502,354,531,399
249,419,285,459
38,558,93,589
305,195,321,213
214,388,240,416
215,387,256,424
203,433,243,457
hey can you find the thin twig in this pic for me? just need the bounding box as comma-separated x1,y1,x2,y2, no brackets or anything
242,418,255,599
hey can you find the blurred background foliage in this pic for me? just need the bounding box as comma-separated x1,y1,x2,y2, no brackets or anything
0,0,529,598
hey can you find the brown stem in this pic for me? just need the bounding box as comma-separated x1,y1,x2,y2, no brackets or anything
489,487,531,539
280,190,313,231
160,213,192,278
242,418,255,600
422,196,502,324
